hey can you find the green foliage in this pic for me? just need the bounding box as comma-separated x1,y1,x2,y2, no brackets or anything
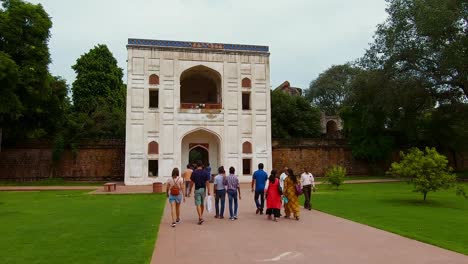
339,0,468,163
340,70,396,161
325,165,346,189
70,44,126,140
305,64,361,115
0,0,70,144
363,0,468,101
271,89,321,138
72,44,125,113
0,51,22,123
387,147,457,200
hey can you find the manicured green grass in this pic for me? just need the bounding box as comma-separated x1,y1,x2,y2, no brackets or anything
0,178,104,186
302,182,468,255
0,178,103,186
315,175,392,182
0,191,166,264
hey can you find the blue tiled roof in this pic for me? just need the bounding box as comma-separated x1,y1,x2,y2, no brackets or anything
127,38,269,53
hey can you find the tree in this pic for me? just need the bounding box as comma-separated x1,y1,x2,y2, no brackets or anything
271,90,321,139
362,0,468,101
341,70,397,161
0,51,21,150
70,44,126,140
387,147,457,200
72,44,125,114
305,64,362,115
0,0,69,144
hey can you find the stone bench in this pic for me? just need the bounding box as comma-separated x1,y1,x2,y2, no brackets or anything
103,182,117,192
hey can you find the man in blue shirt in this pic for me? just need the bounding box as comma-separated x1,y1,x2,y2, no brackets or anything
251,163,268,215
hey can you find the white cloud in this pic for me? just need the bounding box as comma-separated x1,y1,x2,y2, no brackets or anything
30,0,387,89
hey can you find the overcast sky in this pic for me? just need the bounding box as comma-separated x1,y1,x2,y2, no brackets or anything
29,0,388,90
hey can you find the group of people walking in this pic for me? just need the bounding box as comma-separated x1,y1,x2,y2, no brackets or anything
165,161,315,227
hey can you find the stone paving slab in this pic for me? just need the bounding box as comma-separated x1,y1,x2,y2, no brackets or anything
151,183,467,264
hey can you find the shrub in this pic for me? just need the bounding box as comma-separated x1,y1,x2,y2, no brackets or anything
387,147,458,201
326,165,346,189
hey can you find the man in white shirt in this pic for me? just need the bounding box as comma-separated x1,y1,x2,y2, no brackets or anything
279,167,288,191
301,168,315,210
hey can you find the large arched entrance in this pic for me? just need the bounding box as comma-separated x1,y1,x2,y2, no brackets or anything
189,146,209,166
180,65,222,109
181,129,221,171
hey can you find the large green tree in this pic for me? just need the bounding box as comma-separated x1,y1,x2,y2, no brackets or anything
341,0,468,163
362,0,468,101
72,44,125,114
0,51,21,149
305,64,362,115
271,90,321,139
70,44,126,140
0,0,69,145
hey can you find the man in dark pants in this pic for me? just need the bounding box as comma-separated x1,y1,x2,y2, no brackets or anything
213,166,226,218
300,168,315,210
251,163,268,215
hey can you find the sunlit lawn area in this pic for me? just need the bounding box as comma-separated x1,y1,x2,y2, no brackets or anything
303,182,468,255
0,191,166,264
0,178,102,186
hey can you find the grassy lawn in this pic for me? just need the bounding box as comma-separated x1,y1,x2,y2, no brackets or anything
315,175,392,182
302,182,468,255
0,178,103,186
0,191,166,264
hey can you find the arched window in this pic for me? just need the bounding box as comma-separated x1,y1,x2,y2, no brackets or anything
242,77,251,88
149,74,159,85
148,141,159,154
326,120,338,134
242,141,252,154
180,65,222,109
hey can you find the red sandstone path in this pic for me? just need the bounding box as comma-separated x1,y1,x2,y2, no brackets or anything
151,183,467,264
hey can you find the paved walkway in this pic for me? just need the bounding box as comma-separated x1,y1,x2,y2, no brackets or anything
151,183,467,264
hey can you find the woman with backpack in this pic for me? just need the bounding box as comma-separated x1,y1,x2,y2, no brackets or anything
283,168,300,220
265,170,282,221
166,167,185,227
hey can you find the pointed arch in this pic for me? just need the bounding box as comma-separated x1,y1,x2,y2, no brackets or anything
149,74,159,85
242,141,252,154
180,65,222,108
242,77,251,88
326,120,338,134
148,141,159,154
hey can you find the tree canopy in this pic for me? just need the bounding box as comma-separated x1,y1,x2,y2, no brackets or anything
72,44,125,114
338,0,468,162
362,0,468,102
69,44,126,140
271,90,321,139
305,64,362,115
0,0,69,144
387,147,459,201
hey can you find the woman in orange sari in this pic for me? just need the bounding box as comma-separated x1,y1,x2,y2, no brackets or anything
283,168,300,220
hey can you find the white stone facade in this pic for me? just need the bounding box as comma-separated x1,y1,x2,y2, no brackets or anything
125,39,272,185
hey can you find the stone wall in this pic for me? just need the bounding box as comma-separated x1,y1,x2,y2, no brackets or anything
0,140,124,181
272,139,369,176
1,139,466,181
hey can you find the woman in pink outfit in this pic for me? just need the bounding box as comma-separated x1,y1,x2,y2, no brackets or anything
265,170,282,221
